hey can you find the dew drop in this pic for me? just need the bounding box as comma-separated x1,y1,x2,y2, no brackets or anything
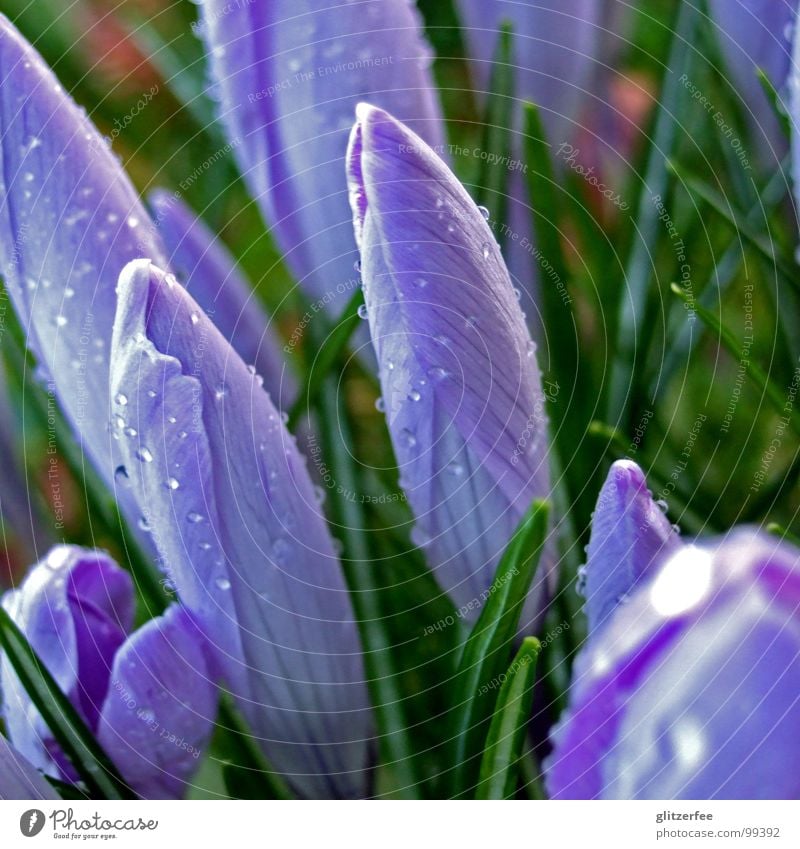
123,426,137,438
408,389,421,402
481,242,491,260
136,446,153,463
400,428,417,448
115,392,128,406
190,312,200,326
187,511,205,524
138,516,152,532
215,576,231,591
478,205,491,221
357,303,369,320
165,477,180,491
214,382,228,401
447,461,465,477
127,215,140,228
114,465,130,486
374,397,386,413
414,277,428,289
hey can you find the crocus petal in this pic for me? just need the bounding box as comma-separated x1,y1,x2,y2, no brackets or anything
581,460,682,634
1,546,134,776
199,0,444,313
110,260,371,798
0,734,58,800
347,104,551,626
710,0,796,163
458,0,606,143
97,605,216,799
0,15,167,484
148,189,296,410
547,530,800,799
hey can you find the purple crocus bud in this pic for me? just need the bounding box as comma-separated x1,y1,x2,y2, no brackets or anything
110,260,371,799
1,546,216,799
581,460,682,633
0,734,58,800
710,0,796,162
547,529,800,799
148,190,296,410
347,104,551,626
0,16,167,479
199,0,444,314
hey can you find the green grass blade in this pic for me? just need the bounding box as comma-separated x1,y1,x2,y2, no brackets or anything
472,22,515,227
0,606,134,799
669,163,799,294
475,636,541,800
670,283,800,434
287,285,365,430
608,0,701,425
448,499,550,797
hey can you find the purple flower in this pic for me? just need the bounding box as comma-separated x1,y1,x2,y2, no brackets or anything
458,0,611,144
346,104,552,626
199,0,444,314
0,734,58,800
0,14,167,488
580,460,682,633
109,260,371,798
547,528,800,799
1,546,216,799
710,0,796,163
148,190,296,410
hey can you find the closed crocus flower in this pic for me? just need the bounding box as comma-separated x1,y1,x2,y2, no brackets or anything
347,104,551,626
148,190,296,410
0,734,58,800
199,0,444,314
0,15,167,485
710,0,796,163
110,260,371,799
547,529,800,799
1,546,216,799
580,459,682,633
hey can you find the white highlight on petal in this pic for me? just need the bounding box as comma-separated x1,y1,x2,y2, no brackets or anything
649,545,713,617
671,717,706,770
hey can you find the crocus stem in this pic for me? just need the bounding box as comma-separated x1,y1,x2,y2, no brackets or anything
315,376,422,796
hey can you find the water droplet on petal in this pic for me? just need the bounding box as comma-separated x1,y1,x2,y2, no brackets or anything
136,446,153,463
478,205,491,221
447,461,464,477
481,242,491,260
138,516,152,532
187,511,205,524
400,428,417,448
114,465,130,486
215,576,231,591
165,477,180,491
375,397,386,413
408,389,421,402
357,303,369,320
115,392,128,406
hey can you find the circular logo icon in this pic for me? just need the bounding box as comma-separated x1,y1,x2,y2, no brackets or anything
19,810,45,837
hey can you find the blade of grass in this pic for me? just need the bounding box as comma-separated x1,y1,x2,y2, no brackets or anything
475,636,541,800
287,285,365,430
472,22,515,228
448,499,549,797
0,606,134,799
608,0,701,427
669,163,799,294
670,283,800,434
